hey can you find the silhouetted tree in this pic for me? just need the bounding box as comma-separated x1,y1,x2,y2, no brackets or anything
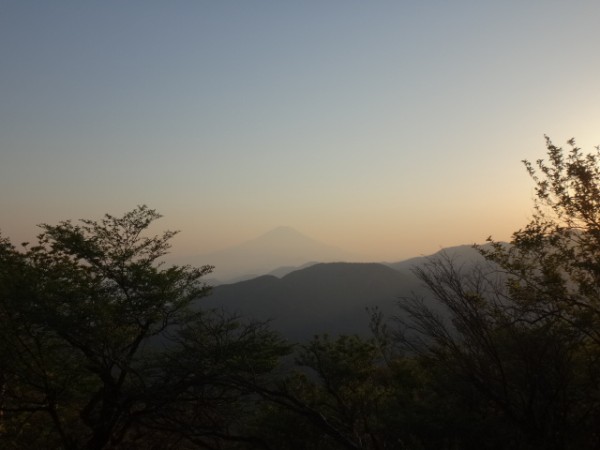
397,137,600,449
250,323,444,450
0,206,289,449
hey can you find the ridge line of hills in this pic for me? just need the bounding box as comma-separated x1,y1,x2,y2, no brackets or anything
201,243,491,342
179,225,486,284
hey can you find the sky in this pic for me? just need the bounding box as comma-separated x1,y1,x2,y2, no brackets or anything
1,1,600,262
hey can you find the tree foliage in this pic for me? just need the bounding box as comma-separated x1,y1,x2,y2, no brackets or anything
0,206,289,449
397,137,600,449
252,316,453,450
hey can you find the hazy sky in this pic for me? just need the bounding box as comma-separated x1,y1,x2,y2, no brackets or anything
2,1,600,262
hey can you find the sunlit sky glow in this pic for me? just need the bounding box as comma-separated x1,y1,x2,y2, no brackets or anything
2,1,600,262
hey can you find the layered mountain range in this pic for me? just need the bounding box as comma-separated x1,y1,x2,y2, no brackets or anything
191,227,490,341
184,226,359,283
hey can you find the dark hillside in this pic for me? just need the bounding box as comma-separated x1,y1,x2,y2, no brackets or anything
203,262,425,341
386,244,488,272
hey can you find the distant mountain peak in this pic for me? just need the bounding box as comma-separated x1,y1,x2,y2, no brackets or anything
186,226,359,283
252,226,318,246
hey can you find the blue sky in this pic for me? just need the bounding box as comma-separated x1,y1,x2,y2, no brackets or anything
2,1,600,261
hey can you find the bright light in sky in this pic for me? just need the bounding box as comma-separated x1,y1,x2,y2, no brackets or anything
2,1,600,261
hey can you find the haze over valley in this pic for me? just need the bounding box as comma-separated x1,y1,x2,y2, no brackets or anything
187,225,489,340
178,225,361,283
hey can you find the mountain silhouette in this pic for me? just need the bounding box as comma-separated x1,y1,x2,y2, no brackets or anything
188,226,358,283
203,262,424,341
386,244,489,272
201,243,501,341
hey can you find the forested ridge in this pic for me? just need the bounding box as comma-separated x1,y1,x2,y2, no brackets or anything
3,137,600,449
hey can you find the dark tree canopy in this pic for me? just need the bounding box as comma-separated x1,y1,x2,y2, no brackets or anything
0,206,289,449
397,138,600,450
